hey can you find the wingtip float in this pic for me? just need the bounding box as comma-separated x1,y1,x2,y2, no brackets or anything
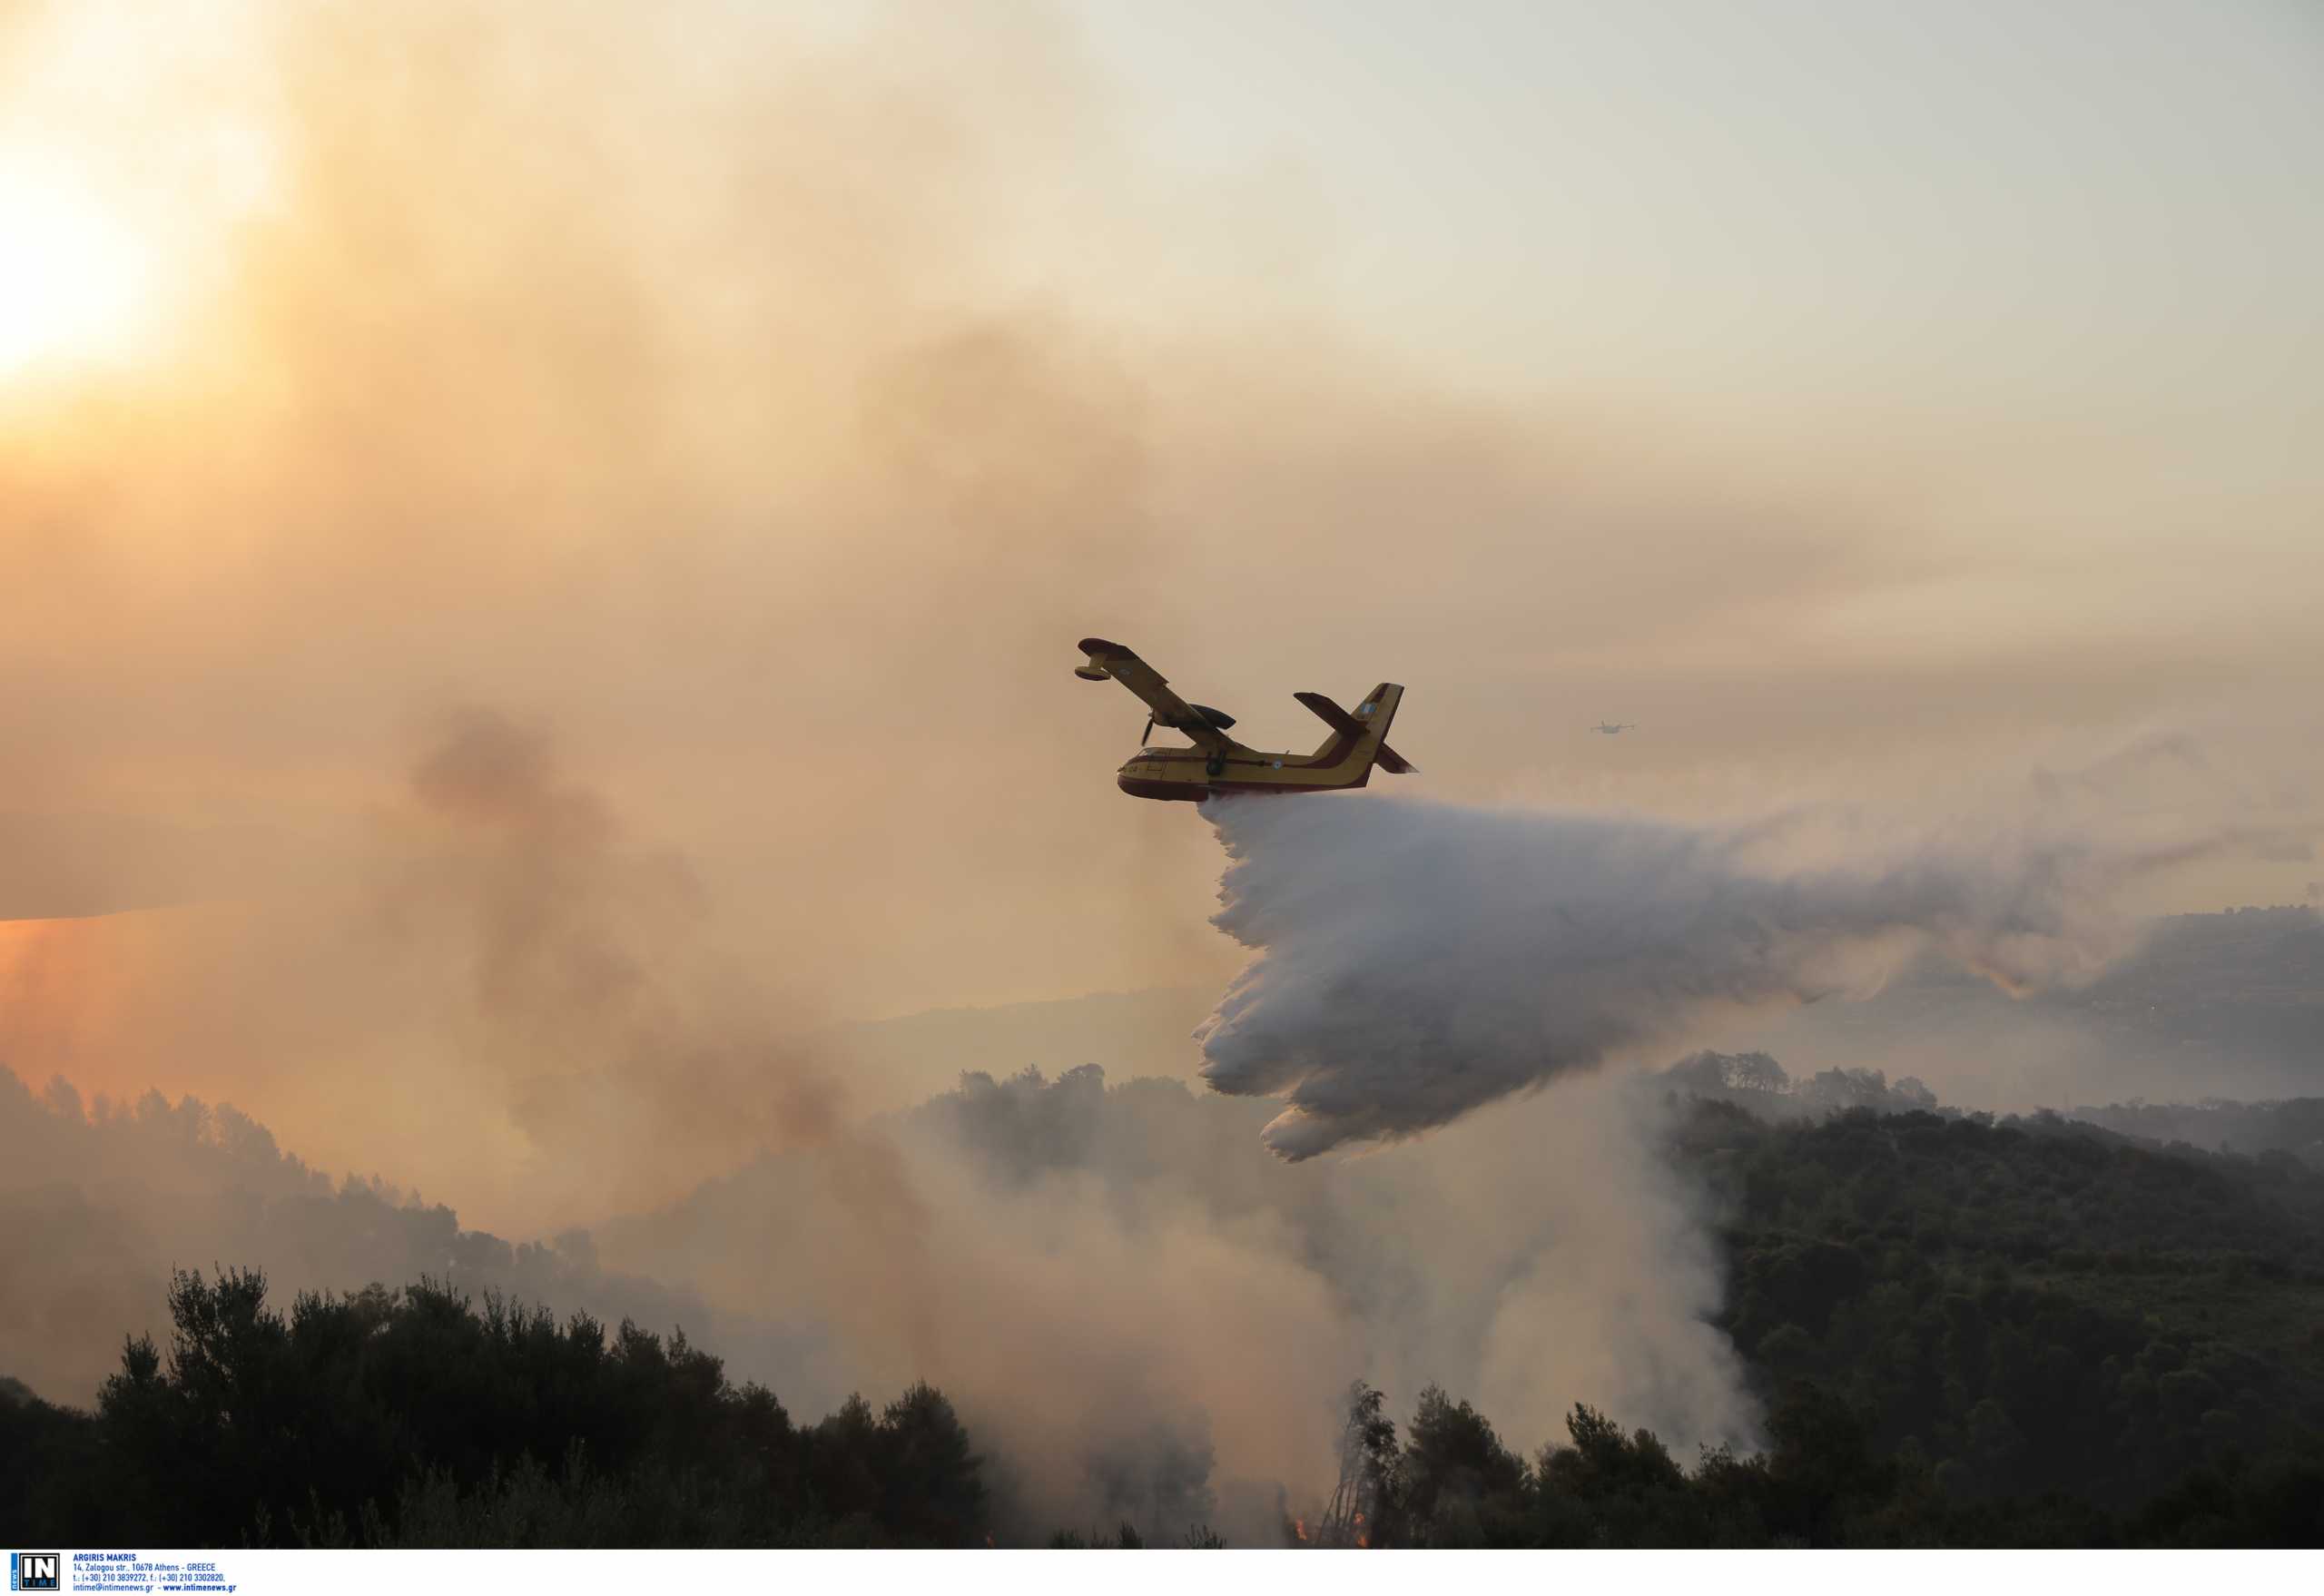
1074,636,1415,802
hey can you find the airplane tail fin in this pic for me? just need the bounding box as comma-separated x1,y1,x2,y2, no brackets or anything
1293,684,1413,776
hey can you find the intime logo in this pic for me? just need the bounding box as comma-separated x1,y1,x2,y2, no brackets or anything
9,1553,60,1592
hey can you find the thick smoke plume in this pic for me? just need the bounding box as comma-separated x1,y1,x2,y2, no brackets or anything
0,1047,1760,1542
1196,779,2297,1159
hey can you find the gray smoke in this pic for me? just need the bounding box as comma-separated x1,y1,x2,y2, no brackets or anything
1196,777,2292,1159
0,1066,841,1409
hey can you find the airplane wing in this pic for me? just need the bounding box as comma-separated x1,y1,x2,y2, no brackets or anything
1076,637,1232,752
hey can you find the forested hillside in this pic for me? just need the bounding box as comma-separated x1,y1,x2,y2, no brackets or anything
1306,1101,2324,1546
6,1086,2320,1546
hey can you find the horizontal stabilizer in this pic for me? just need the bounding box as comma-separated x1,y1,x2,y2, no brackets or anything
1295,688,1415,774
1293,690,1364,738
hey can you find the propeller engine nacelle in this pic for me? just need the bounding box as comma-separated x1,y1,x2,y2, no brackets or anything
1134,703,1233,746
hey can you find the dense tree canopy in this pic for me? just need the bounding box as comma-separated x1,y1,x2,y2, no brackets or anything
3,1269,984,1547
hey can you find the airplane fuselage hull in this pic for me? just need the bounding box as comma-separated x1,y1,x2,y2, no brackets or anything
1114,746,1371,802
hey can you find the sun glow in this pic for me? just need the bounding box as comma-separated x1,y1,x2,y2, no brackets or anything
0,0,283,388
0,158,159,376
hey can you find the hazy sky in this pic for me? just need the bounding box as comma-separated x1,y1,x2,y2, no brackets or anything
1071,2,2323,419
0,1,2319,1206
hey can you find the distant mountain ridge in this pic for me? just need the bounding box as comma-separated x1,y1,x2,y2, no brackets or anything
817,907,2324,1118
1729,905,2324,1107
814,987,1216,1114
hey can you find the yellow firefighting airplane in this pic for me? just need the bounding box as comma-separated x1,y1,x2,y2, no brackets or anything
1075,637,1414,802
